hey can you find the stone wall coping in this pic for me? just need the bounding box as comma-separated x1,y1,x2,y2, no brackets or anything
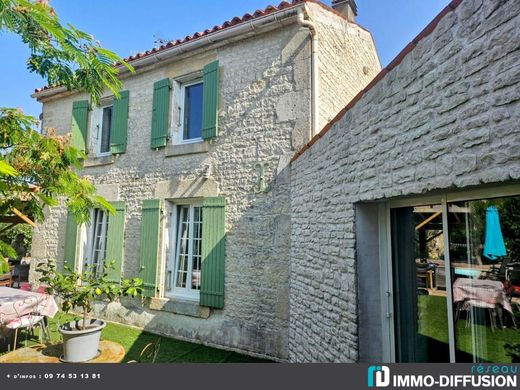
165,141,209,158
83,154,116,168
149,297,211,319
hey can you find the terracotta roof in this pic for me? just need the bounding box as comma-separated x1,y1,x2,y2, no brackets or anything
120,0,373,62
34,0,306,94
290,0,464,163
33,0,373,95
122,0,307,63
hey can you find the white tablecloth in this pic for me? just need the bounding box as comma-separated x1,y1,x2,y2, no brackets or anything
452,278,512,313
0,286,58,324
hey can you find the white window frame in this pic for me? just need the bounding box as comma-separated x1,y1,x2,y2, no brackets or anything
83,208,109,276
379,183,520,362
177,79,203,145
166,202,203,301
90,102,113,157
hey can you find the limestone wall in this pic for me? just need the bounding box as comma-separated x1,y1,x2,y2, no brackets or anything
32,4,383,360
290,0,520,362
33,25,310,360
308,2,381,130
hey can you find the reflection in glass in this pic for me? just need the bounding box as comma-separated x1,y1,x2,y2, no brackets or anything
183,83,203,140
449,197,520,363
391,205,449,362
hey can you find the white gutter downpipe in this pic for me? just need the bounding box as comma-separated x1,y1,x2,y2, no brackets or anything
297,6,319,139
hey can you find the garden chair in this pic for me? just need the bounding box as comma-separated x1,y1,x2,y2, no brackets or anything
127,338,161,363
456,299,498,332
5,297,50,351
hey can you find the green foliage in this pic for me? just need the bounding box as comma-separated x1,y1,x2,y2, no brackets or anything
0,0,133,104
0,241,16,263
0,110,115,224
36,259,143,329
0,0,134,260
468,197,520,262
0,223,32,250
498,197,520,262
0,256,10,274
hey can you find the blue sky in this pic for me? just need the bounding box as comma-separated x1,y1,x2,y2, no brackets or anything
0,0,450,119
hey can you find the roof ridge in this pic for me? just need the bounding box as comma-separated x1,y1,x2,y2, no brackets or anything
290,0,464,163
33,1,372,96
123,0,305,63
35,0,312,94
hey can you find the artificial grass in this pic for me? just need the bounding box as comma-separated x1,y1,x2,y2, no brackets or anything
0,312,272,363
418,295,520,362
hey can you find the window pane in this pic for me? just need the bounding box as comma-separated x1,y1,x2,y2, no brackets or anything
183,83,203,140
100,106,112,153
448,197,520,363
391,205,450,362
86,209,109,275
176,255,188,288
192,254,201,290
175,207,190,288
174,205,204,293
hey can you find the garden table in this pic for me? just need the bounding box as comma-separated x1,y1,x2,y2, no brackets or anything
452,278,512,313
0,286,58,325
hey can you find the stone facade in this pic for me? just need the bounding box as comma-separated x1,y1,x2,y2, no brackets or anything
31,3,379,360
290,0,520,362
308,2,381,128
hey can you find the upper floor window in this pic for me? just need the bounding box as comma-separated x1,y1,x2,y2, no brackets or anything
151,61,219,149
179,80,203,142
91,102,113,155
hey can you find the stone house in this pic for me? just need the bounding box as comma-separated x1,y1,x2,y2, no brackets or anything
32,0,519,363
31,0,380,360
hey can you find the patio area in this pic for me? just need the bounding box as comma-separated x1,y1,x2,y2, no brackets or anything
0,312,271,363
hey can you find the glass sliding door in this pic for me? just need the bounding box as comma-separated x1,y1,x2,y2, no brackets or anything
391,205,450,362
389,192,520,363
448,196,520,363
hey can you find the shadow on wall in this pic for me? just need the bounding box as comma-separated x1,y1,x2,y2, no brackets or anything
90,30,309,359
91,162,291,359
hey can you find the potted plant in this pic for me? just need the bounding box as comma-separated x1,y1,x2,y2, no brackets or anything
37,260,142,362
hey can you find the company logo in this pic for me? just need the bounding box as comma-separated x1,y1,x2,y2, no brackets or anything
368,366,391,387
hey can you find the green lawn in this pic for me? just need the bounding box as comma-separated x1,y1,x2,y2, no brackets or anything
418,295,520,362
0,312,272,363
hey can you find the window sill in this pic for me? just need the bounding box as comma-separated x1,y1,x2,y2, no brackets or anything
148,297,210,319
165,141,208,158
83,154,115,168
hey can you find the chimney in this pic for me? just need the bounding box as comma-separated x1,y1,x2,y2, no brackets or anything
331,0,357,22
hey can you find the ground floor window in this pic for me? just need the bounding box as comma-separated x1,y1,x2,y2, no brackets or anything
83,208,109,274
167,204,203,299
390,193,520,363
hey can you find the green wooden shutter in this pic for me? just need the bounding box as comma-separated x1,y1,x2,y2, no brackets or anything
111,90,129,154
105,201,125,282
63,210,78,272
200,197,226,308
201,61,220,140
139,199,162,297
151,79,171,148
71,100,89,152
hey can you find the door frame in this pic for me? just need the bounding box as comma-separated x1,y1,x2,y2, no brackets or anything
379,183,520,362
